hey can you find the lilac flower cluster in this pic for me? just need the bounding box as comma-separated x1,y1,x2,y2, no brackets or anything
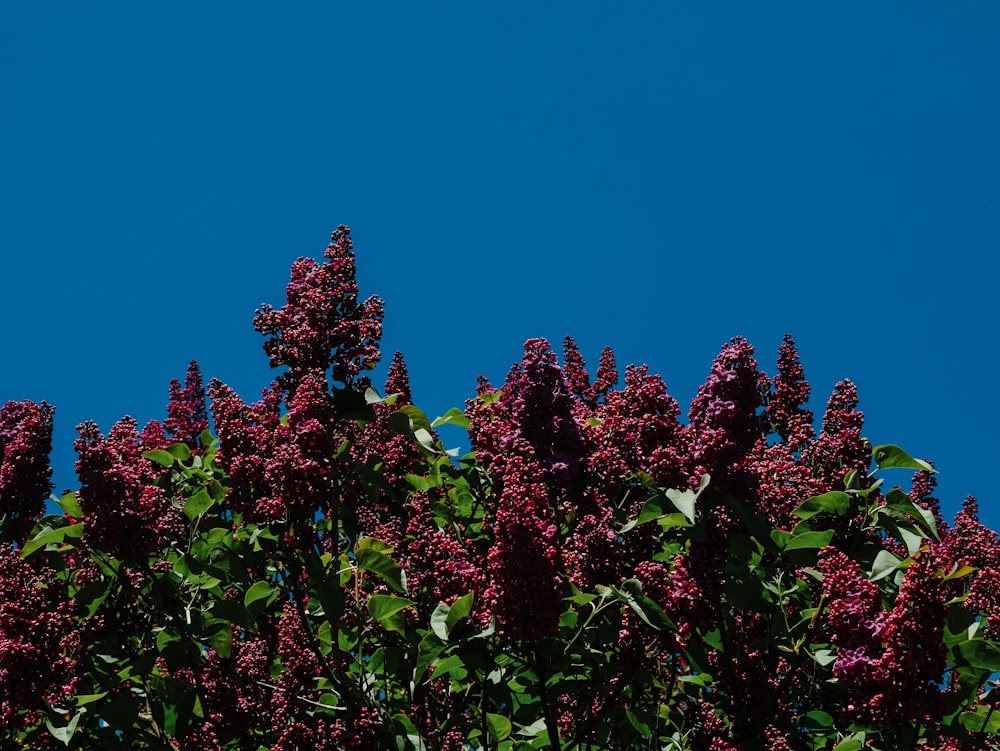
820,545,949,727
684,336,769,488
165,360,209,445
75,416,183,560
0,399,54,546
210,371,339,530
253,225,384,394
484,443,564,642
0,545,71,734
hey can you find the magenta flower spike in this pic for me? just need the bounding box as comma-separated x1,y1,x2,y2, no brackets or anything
0,399,54,546
254,225,384,396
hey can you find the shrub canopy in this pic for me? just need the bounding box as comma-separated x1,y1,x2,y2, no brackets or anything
2,227,999,750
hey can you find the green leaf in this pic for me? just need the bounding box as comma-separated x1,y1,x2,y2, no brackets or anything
244,581,274,608
516,719,549,737
166,442,192,461
896,524,924,556
143,449,176,468
832,741,863,751
957,707,1000,733
809,648,837,667
399,404,434,434
210,599,252,629
625,707,652,735
883,487,940,540
368,595,416,636
183,488,215,521
446,591,474,632
615,579,675,631
430,603,451,641
355,547,406,593
392,713,428,751
793,491,851,520
486,713,513,742
45,708,82,745
803,710,834,729
770,529,834,550
207,623,233,659
431,407,471,430
411,632,446,689
620,494,667,533
943,563,977,582
956,639,1000,671
871,444,935,473
20,522,84,558
430,654,468,682
663,473,709,524
678,672,714,686
869,549,906,581
56,492,82,519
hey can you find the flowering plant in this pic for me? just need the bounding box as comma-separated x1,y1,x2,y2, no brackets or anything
3,227,999,750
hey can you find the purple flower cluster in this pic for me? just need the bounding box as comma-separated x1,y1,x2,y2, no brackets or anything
684,336,769,487
0,545,71,733
804,379,869,491
210,370,339,529
75,416,183,560
165,360,209,445
820,546,948,727
767,334,814,452
254,225,384,394
485,443,564,642
0,399,54,546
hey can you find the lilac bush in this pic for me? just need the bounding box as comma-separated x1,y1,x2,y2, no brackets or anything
1,226,998,750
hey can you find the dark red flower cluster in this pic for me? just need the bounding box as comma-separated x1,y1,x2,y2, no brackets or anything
562,336,618,407
353,352,425,547
499,338,589,495
805,379,870,491
867,555,948,726
254,225,384,394
75,417,183,560
591,363,687,492
0,546,71,733
818,548,884,687
403,491,484,608
210,371,340,529
820,546,949,727
684,336,769,488
0,399,54,546
484,443,563,642
744,440,823,529
767,334,815,452
165,360,208,445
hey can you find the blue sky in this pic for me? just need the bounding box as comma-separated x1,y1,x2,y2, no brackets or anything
2,4,997,528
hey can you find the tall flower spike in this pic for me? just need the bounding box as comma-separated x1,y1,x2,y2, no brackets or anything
502,338,588,495
592,345,619,399
685,337,769,485
383,351,412,405
562,335,592,402
75,417,182,560
591,364,687,491
254,225,385,395
0,399,54,546
0,545,71,733
768,334,815,452
805,379,869,491
165,360,209,445
208,380,282,520
485,441,563,642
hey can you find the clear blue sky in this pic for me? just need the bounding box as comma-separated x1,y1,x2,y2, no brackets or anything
2,4,997,527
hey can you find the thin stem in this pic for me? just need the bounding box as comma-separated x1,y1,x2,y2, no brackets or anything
535,649,562,751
